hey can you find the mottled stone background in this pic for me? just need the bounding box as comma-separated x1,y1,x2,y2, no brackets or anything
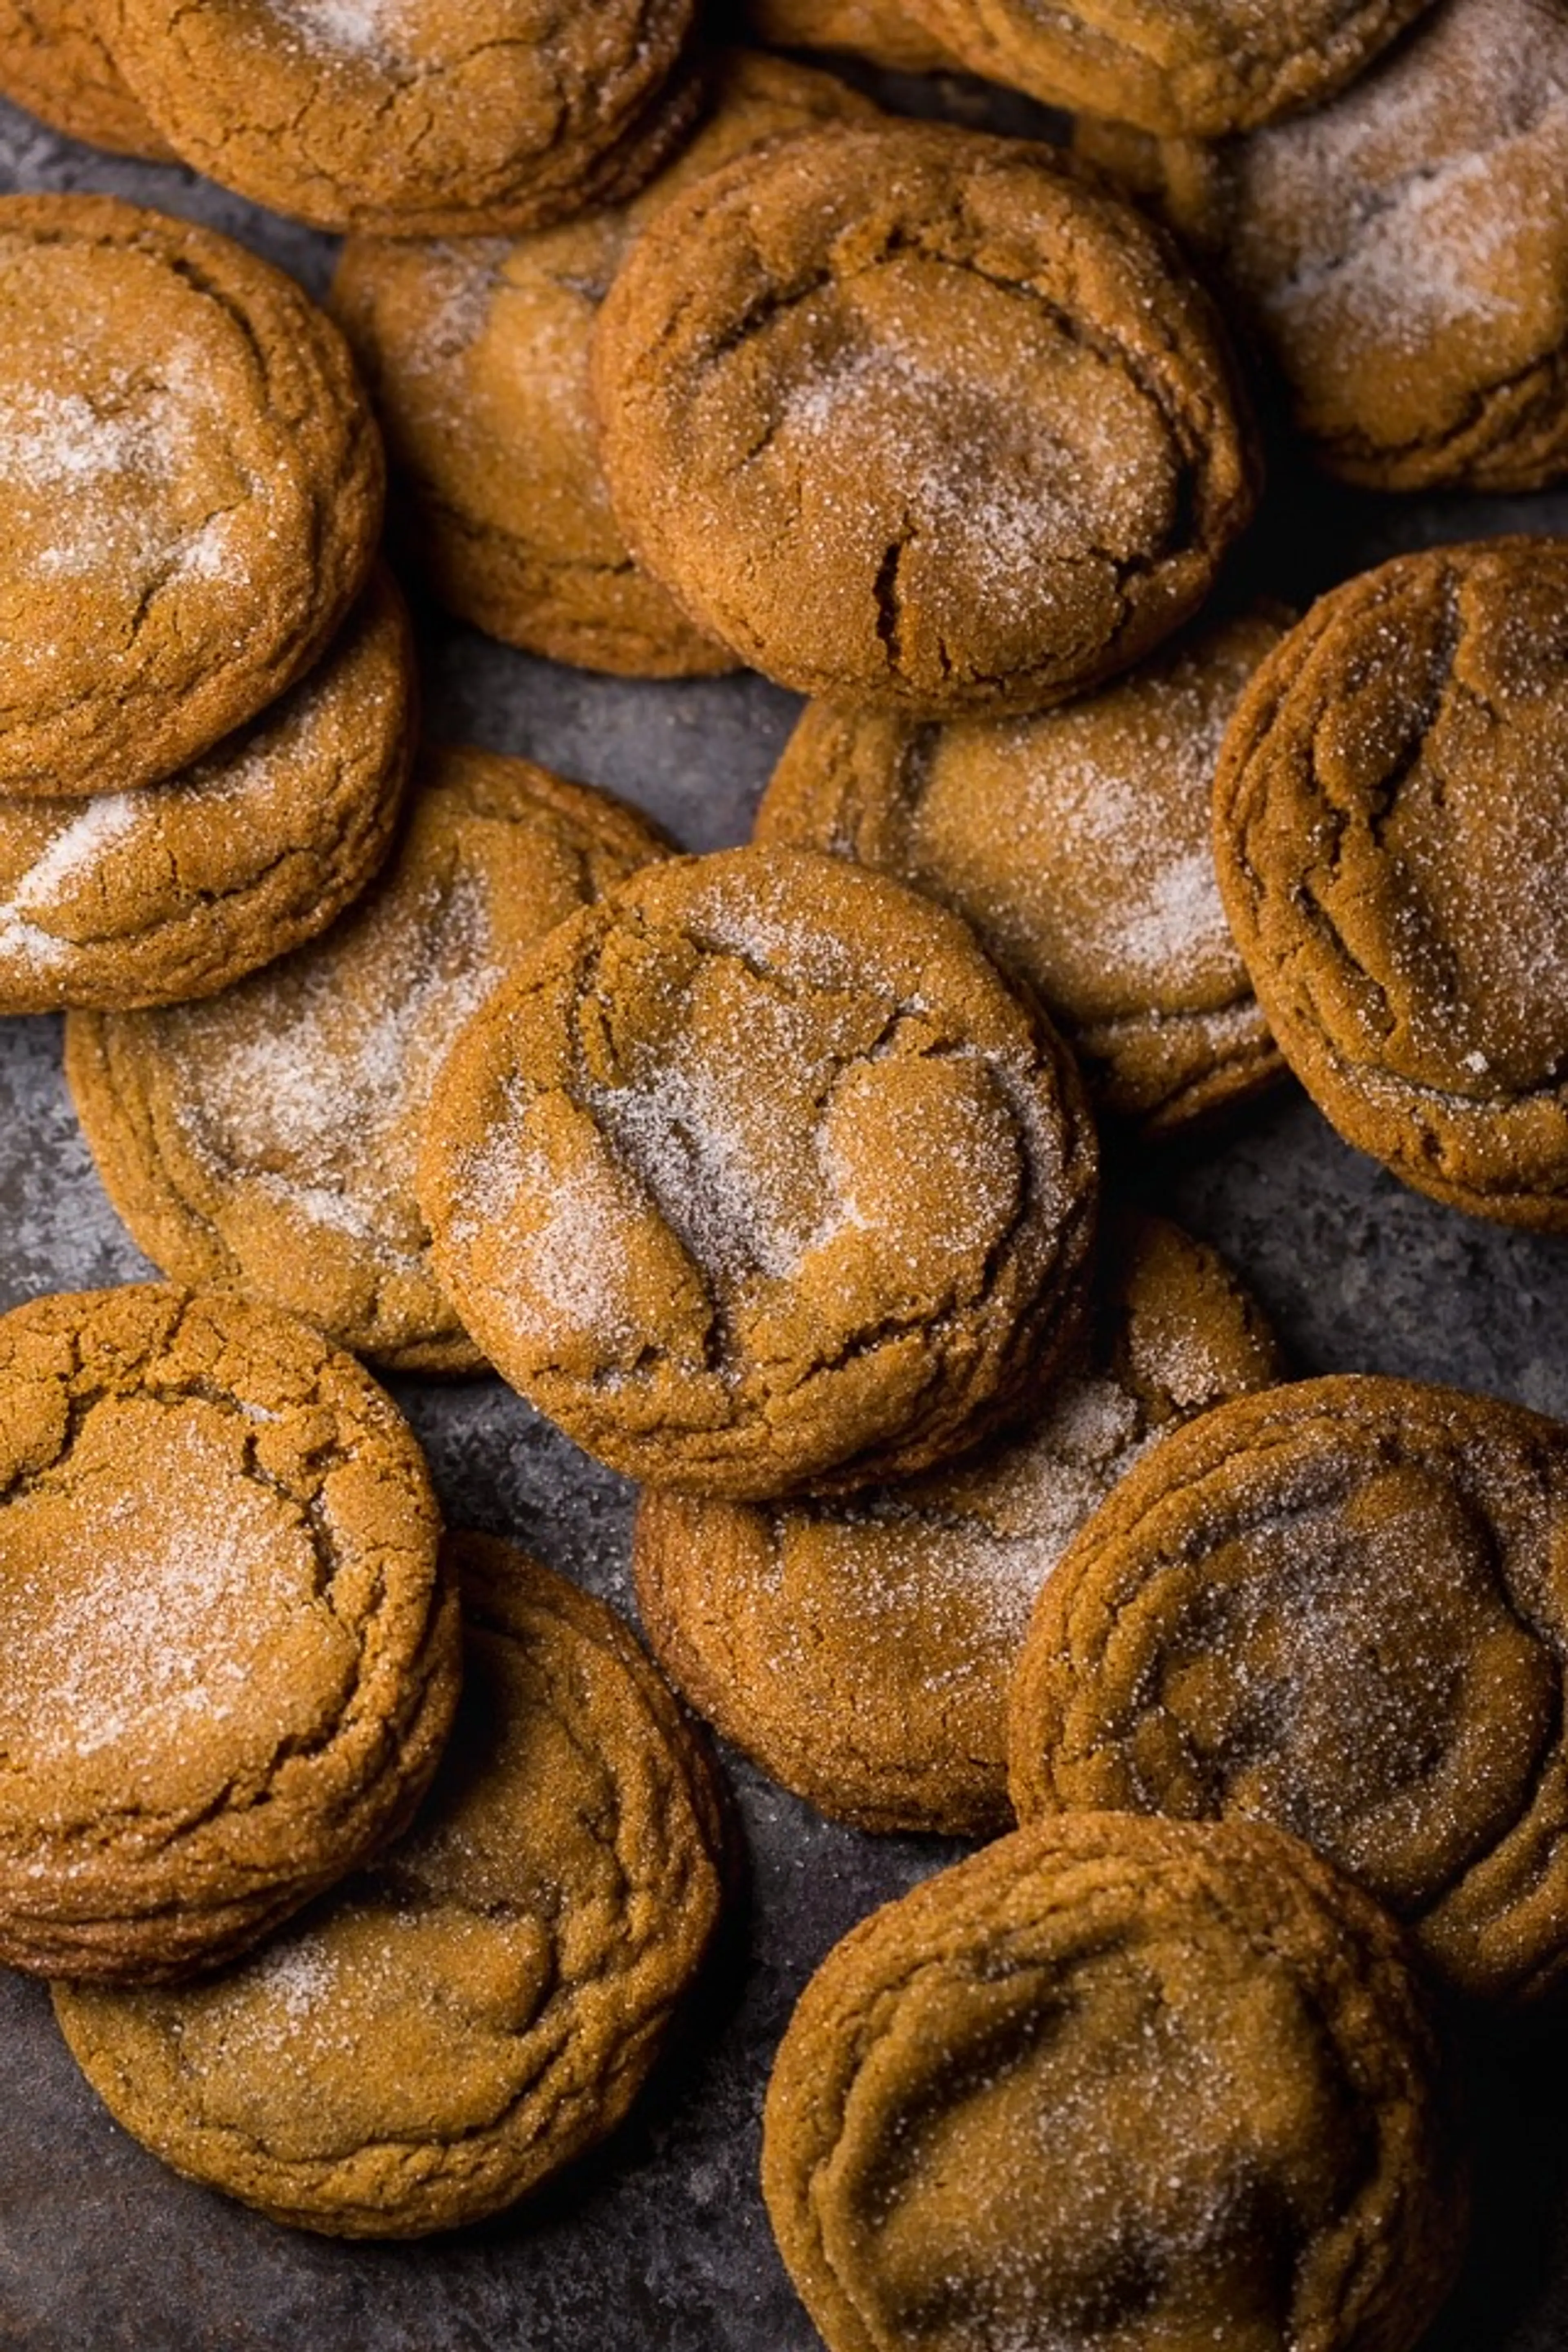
3,64,1568,2352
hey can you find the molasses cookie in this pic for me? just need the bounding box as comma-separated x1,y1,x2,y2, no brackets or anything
0,1284,457,1982
592,120,1256,717
762,1810,1463,2352
330,52,875,675
1100,0,1568,491
67,748,669,1374
0,195,383,798
758,605,1287,1134
1010,1374,1568,2005
896,0,1439,135
418,844,1098,1497
0,568,412,1013
1213,539,1568,1227
102,0,704,237
53,1534,724,2238
0,0,173,156
634,1215,1279,1836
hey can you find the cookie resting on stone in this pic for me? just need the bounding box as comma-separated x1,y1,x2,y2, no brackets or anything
0,1285,457,1982
633,1214,1279,1836
762,1810,1464,2352
1010,1373,1568,2005
592,120,1257,718
417,844,1098,1498
1213,538,1568,1227
53,1535,724,2237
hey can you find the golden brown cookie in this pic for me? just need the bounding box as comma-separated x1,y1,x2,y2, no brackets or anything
0,0,174,156
896,0,1439,134
634,1215,1279,1836
0,568,412,1014
66,747,669,1374
1213,539,1568,1228
757,605,1287,1135
330,52,875,675
52,1533,724,2238
101,0,704,237
1009,1373,1568,2005
1096,0,1568,491
762,1810,1464,2352
418,844,1098,1498
0,1284,457,1983
0,194,383,800
592,120,1256,717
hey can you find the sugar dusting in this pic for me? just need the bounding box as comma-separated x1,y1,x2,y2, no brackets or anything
1242,0,1568,355
0,1410,305,1762
174,873,502,1263
272,0,412,60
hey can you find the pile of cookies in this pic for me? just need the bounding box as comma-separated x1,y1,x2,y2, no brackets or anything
1,0,1568,2345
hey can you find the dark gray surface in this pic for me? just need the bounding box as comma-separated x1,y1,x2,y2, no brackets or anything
4,65,1568,2352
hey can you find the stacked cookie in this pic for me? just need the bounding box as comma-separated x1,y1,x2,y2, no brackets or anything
0,193,410,1013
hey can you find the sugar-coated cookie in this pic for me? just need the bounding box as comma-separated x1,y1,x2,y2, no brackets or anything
0,0,174,156
1010,1373,1568,2004
763,1810,1463,2352
53,1535,723,2236
0,1285,456,1982
593,121,1256,716
419,844,1098,1498
0,194,383,797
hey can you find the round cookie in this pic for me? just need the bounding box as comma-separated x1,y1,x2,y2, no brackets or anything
330,52,876,675
101,0,704,238
0,567,413,1013
1009,1374,1568,2005
1101,0,1568,491
66,747,670,1374
0,0,174,156
762,1810,1464,2352
592,120,1257,718
757,605,1287,1136
53,1533,724,2238
0,1283,457,1982
418,843,1099,1498
634,1215,1280,1836
0,194,383,799
894,0,1440,135
1212,539,1568,1228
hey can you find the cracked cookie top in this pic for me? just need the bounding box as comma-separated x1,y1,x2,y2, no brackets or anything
633,1215,1279,1837
1107,0,1568,491
896,0,1439,136
417,844,1099,1497
762,1810,1463,2352
66,747,670,1374
758,605,1287,1136
1213,539,1568,1227
0,195,383,798
101,0,704,237
0,1283,457,1982
1009,1373,1568,2005
591,121,1257,719
52,1534,724,2237
0,566,412,1014
330,52,874,675
0,0,174,157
